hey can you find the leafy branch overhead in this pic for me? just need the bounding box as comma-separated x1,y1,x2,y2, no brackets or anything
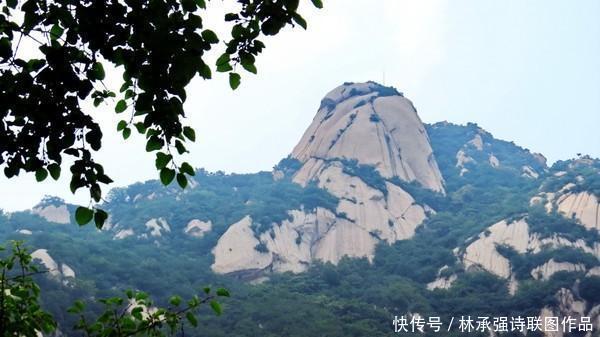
0,0,323,227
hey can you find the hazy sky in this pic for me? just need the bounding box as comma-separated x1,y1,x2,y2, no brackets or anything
1,0,599,211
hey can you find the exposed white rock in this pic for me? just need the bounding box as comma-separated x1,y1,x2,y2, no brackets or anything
555,192,600,231
559,183,577,193
522,165,539,179
530,196,544,206
463,218,531,278
463,217,600,281
427,275,457,290
489,154,500,168
211,216,272,274
586,266,600,277
17,229,32,235
530,259,585,280
114,228,134,240
314,165,427,243
184,219,212,238
508,275,519,296
456,150,474,176
145,218,171,237
212,199,423,275
32,204,70,224
291,82,445,193
61,263,76,278
259,209,330,273
468,134,484,150
31,249,60,277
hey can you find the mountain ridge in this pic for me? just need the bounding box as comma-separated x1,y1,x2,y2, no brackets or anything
1,82,599,337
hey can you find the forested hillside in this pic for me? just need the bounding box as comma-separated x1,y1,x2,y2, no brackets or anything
1,83,598,337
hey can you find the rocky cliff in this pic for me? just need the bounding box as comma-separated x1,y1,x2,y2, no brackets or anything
212,82,443,275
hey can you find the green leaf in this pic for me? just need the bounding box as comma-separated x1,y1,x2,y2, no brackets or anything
224,13,239,21
117,120,127,131
122,127,131,140
35,168,48,182
292,13,307,30
216,288,230,297
49,24,64,40
145,136,163,152
183,126,196,141
115,100,127,113
155,152,172,170
169,295,182,306
198,63,212,79
186,312,198,327
94,209,108,229
68,300,85,314
181,0,196,12
175,140,187,154
134,122,146,134
160,168,176,185
131,307,143,320
176,173,188,188
284,0,299,11
135,292,148,301
311,0,323,8
91,62,105,81
232,24,245,39
180,162,195,176
195,0,206,9
47,163,61,180
242,63,257,74
75,207,94,225
229,72,241,90
216,53,230,66
216,63,233,73
210,300,222,316
201,29,219,44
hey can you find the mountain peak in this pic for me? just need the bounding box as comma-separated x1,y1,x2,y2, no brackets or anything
291,81,445,193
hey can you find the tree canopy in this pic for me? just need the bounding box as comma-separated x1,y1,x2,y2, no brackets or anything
0,0,323,227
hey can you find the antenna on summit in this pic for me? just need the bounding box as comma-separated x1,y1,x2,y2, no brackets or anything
382,69,386,85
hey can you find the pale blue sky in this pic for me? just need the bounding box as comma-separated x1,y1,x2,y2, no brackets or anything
1,0,599,211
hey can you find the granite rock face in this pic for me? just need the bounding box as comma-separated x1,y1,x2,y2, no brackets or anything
291,82,445,193
212,83,440,275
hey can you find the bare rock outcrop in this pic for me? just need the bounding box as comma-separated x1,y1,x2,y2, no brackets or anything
184,219,212,238
211,216,272,274
144,218,171,237
212,83,441,277
463,218,531,278
32,204,70,224
555,192,600,231
530,259,586,280
291,82,445,193
31,249,76,285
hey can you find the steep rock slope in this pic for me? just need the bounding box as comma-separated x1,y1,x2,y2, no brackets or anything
212,82,442,275
533,157,600,231
291,82,445,193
